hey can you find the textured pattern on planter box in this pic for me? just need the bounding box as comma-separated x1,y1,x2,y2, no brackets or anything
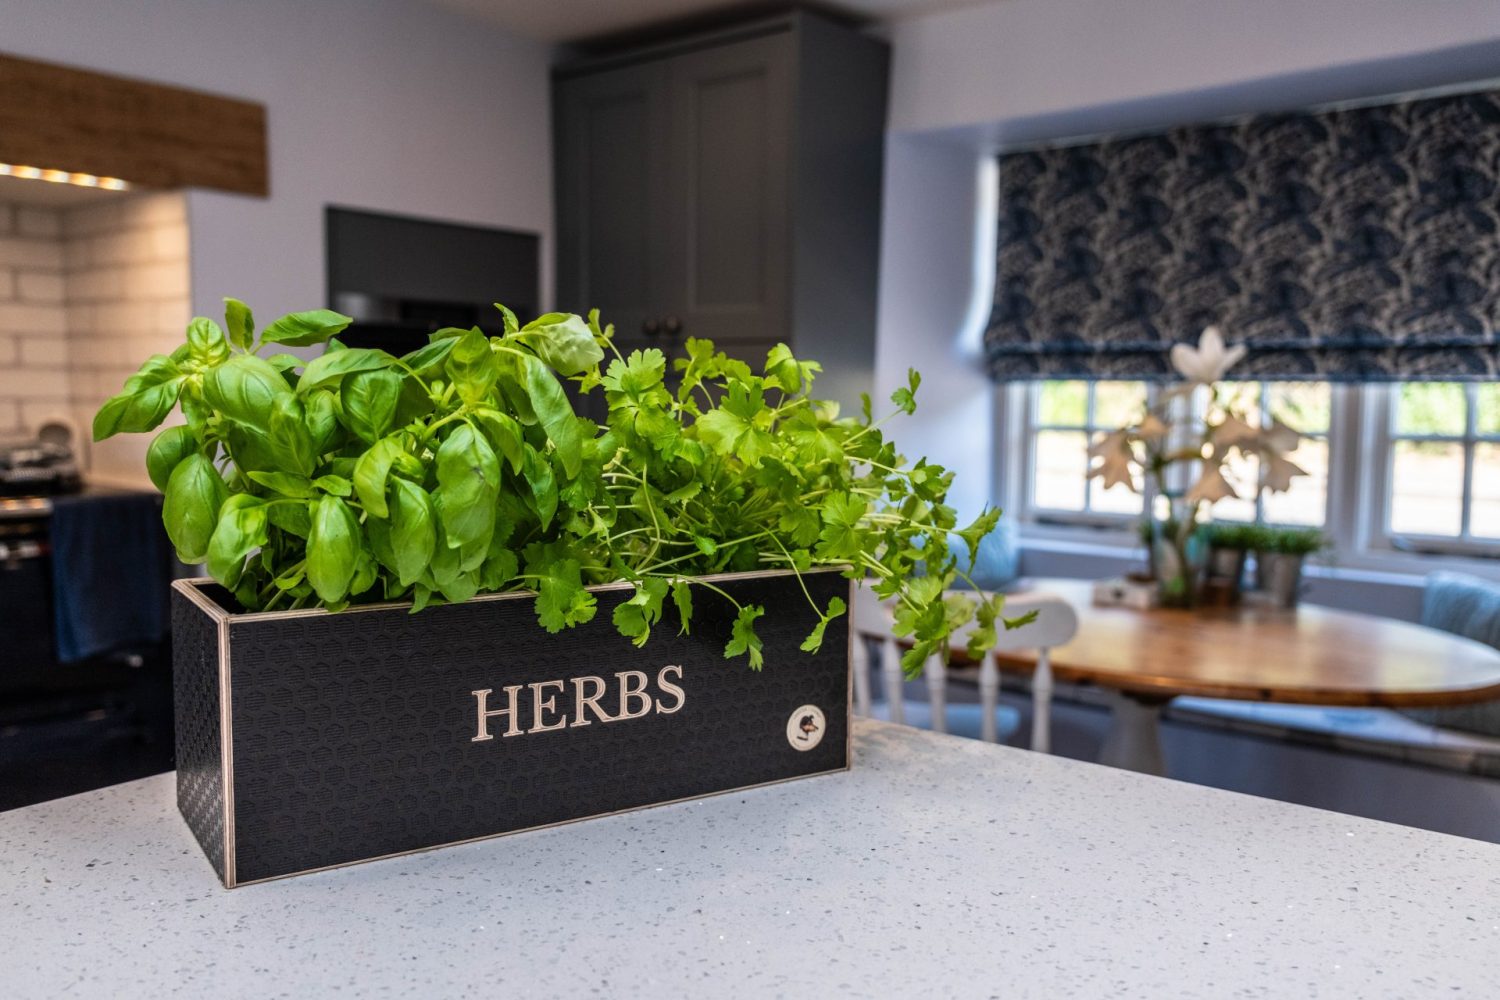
223,571,850,883
171,589,225,883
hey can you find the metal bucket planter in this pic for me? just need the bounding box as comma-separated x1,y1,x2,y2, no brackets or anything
172,567,851,887
1255,552,1305,609
1200,546,1249,606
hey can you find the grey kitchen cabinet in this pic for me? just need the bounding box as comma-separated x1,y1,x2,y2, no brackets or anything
553,12,888,413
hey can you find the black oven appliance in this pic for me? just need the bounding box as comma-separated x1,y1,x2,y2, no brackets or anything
326,206,540,356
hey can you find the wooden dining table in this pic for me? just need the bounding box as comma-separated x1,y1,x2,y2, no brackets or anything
988,577,1500,774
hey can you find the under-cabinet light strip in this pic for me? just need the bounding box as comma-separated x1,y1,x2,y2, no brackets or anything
0,162,131,191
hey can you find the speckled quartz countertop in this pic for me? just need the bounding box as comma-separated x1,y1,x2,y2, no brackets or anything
3,720,1499,999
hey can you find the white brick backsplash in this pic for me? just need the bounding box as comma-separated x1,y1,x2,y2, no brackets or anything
155,299,192,332
100,300,159,334
19,336,68,368
61,201,123,238
149,224,189,262
17,271,64,303
121,193,187,229
67,266,125,303
0,301,67,335
2,194,188,442
16,207,61,239
64,303,95,336
0,368,68,400
91,229,158,266
0,236,64,269
63,237,91,270
122,260,190,301
18,401,78,436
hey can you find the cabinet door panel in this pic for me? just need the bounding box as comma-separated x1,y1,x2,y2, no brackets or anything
665,36,791,344
554,62,670,340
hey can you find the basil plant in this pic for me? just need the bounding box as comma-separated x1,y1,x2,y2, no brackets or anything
95,300,1030,674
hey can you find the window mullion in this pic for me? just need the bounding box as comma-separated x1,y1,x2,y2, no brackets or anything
1461,384,1478,540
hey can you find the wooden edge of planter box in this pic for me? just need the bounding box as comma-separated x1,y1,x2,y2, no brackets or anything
170,567,857,888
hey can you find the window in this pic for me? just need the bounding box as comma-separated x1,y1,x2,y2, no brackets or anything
1027,380,1147,522
1381,383,1500,551
1210,382,1331,527
1006,376,1500,570
1022,379,1329,528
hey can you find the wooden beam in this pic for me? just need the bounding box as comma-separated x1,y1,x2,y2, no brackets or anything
0,52,267,197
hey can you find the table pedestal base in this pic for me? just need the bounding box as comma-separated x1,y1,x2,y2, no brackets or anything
1099,694,1171,776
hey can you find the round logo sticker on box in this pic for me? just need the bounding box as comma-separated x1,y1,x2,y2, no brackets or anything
786,705,826,751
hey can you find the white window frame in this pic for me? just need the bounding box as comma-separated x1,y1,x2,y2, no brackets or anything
1020,380,1152,530
1364,383,1500,559
998,379,1500,581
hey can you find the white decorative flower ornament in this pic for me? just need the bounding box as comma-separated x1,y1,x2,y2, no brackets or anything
1169,326,1247,386
1086,429,1137,492
1186,452,1238,504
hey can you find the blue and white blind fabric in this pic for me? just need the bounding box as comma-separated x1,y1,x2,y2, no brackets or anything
984,87,1500,381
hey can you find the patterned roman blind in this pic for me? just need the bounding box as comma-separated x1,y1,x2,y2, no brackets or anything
983,87,1500,381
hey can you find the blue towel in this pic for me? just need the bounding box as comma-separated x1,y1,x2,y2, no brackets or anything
50,491,174,663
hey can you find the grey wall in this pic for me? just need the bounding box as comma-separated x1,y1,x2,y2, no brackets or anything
0,0,553,325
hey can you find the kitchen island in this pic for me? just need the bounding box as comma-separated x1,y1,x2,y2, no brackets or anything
3,720,1498,997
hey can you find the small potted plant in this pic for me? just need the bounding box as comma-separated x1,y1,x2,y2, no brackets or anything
1252,525,1326,609
94,299,1030,886
1200,521,1258,603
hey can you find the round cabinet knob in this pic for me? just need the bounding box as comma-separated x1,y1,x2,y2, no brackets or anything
662,315,682,337
642,318,661,337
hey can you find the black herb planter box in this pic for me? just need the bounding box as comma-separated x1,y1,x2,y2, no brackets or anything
171,568,851,887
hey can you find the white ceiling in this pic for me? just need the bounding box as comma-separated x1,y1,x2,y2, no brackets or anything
424,0,989,43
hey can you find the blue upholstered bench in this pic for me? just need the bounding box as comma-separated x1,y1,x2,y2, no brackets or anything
1401,571,1500,738
1171,570,1500,777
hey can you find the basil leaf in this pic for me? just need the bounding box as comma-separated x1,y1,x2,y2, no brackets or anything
298,347,395,393
224,426,278,473
268,499,312,538
305,389,340,453
516,313,603,376
145,425,198,492
494,302,520,335
124,354,181,393
389,477,436,587
520,353,582,478
187,317,231,367
261,309,352,347
206,494,268,590
224,298,255,351
341,368,401,443
93,378,182,440
472,407,525,474
266,394,317,477
401,336,457,376
314,475,352,496
353,435,403,518
163,453,228,563
522,445,558,531
203,354,293,433
444,327,499,405
433,424,499,552
247,471,315,498
306,494,360,603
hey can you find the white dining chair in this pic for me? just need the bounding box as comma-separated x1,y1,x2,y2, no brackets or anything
850,585,1079,751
